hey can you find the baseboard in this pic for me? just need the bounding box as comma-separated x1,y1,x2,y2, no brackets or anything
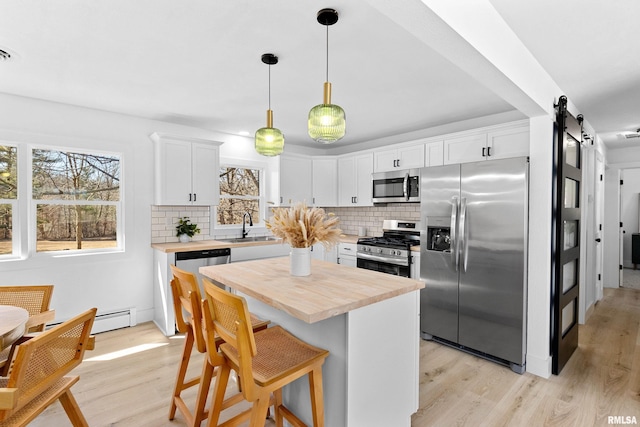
525,353,552,378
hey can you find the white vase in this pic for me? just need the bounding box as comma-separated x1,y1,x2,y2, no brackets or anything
290,247,311,276
179,234,190,243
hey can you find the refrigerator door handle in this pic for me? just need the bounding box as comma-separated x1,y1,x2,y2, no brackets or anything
450,196,459,271
460,197,468,272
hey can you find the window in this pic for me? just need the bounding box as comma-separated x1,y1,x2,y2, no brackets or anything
32,149,121,253
0,145,17,255
217,166,262,226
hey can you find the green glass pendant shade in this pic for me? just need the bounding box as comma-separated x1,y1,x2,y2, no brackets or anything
255,126,284,157
308,103,346,144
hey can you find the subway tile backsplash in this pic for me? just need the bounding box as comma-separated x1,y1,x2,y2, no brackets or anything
151,203,420,244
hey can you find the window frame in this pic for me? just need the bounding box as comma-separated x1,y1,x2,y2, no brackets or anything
0,142,19,259
216,159,266,231
29,144,124,257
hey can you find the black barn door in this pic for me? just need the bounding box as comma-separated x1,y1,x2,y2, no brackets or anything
551,96,583,374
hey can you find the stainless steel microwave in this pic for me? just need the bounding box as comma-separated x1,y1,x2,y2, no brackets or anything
372,168,421,203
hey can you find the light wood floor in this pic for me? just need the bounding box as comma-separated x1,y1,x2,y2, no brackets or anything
30,287,639,427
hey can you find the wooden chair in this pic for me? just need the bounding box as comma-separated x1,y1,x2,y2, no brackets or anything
0,285,55,333
0,307,97,427
0,285,56,375
201,278,329,427
168,265,269,427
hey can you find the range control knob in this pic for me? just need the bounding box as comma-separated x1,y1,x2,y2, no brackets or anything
377,248,383,254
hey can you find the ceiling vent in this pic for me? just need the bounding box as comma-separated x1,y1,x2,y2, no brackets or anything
624,129,640,139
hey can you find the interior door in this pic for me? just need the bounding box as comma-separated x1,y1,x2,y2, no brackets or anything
552,96,582,375
594,152,604,300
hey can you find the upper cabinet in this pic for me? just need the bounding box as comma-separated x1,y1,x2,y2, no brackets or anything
373,143,425,172
151,133,223,206
279,154,312,206
312,157,338,207
425,140,444,167
443,124,529,165
338,152,373,206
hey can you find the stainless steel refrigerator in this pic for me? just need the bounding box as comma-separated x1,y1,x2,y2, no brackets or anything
420,157,528,373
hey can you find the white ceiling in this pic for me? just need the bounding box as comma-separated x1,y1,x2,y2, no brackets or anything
0,1,638,151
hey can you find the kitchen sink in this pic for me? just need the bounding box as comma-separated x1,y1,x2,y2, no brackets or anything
215,236,280,244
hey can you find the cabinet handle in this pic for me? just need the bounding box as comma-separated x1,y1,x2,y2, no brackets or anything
397,159,400,167
189,193,192,202
193,193,196,202
280,197,283,203
354,196,357,204
482,147,486,157
312,197,315,204
393,159,397,167
487,146,491,157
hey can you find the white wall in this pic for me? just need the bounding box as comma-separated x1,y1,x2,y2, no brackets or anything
0,93,245,324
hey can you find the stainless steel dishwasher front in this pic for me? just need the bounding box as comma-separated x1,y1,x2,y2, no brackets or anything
174,247,230,294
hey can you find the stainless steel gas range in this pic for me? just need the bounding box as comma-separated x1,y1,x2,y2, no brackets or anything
356,220,421,278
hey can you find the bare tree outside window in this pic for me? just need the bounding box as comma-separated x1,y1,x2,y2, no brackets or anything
0,145,17,254
32,149,120,252
218,167,260,225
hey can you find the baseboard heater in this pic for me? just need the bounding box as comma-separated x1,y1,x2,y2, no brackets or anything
48,307,137,334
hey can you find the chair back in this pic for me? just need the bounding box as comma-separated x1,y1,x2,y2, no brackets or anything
0,307,96,421
201,278,257,397
169,265,206,353
0,285,54,332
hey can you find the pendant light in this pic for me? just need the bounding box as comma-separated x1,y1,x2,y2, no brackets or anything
308,8,346,144
255,53,285,156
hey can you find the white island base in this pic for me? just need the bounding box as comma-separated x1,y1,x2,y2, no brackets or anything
240,290,420,427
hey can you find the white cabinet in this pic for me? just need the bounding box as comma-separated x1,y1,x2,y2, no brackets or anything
151,133,222,206
338,242,357,267
425,140,444,167
443,124,529,165
311,243,338,263
487,125,529,160
312,157,337,207
231,243,291,262
338,153,373,206
279,154,312,206
373,144,425,172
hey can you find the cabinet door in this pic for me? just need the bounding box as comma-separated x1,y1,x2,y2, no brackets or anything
155,139,192,205
487,126,529,160
280,155,312,206
312,157,337,206
443,134,487,165
397,144,425,170
373,149,399,172
338,156,358,206
191,143,220,205
355,153,373,206
310,243,325,260
424,140,444,167
338,243,357,267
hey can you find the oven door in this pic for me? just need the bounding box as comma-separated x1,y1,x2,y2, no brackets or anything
357,257,410,277
372,169,420,203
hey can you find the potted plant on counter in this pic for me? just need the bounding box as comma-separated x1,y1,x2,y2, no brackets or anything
176,217,200,243
266,202,342,276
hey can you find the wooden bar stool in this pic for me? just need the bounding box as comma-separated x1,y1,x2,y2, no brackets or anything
168,265,269,427
201,277,329,427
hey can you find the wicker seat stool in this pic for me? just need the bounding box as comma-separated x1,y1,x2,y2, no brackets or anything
202,278,329,427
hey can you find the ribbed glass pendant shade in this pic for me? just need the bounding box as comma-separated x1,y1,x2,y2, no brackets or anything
308,103,346,144
255,54,284,157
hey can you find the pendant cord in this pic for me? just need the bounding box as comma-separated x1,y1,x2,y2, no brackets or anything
325,24,329,82
268,63,271,110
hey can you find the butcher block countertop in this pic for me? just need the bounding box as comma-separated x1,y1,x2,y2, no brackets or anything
152,234,360,253
200,257,424,324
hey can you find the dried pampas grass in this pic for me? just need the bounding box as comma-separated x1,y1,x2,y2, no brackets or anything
266,202,342,249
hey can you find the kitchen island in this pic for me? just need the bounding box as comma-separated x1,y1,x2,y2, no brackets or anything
200,257,424,427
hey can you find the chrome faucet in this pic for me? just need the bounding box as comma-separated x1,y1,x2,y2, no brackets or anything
242,212,253,238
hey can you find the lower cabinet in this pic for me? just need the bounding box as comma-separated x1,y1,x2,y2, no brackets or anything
230,244,291,262
311,243,338,263
338,243,357,267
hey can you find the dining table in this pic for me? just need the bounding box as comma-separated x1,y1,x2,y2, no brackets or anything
0,305,29,351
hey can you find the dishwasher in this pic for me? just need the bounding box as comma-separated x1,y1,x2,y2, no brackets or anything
174,248,231,295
